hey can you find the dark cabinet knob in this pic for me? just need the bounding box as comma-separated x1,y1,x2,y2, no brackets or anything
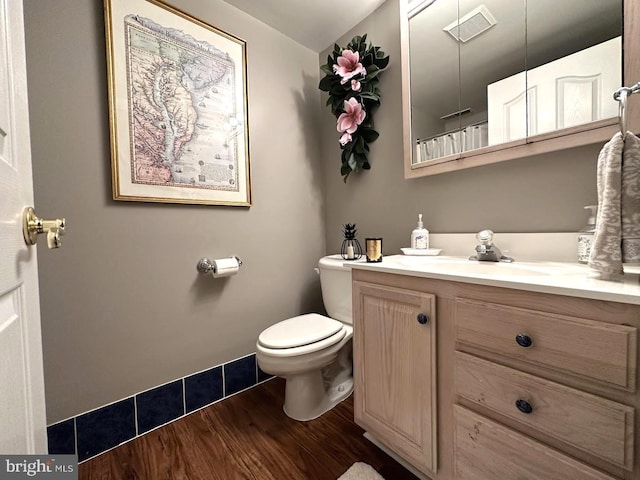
417,313,429,324
515,399,533,414
515,333,533,348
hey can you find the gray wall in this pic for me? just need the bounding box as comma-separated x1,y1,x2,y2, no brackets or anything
24,0,325,424
320,0,600,254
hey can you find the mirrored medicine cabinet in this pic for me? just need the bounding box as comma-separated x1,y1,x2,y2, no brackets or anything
401,0,640,178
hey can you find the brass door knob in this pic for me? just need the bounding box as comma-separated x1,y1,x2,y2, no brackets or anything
22,207,66,249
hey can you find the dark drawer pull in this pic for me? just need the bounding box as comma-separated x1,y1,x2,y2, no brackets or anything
417,313,429,324
515,399,533,414
515,333,533,348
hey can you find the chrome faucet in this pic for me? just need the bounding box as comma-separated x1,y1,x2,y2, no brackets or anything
469,230,514,262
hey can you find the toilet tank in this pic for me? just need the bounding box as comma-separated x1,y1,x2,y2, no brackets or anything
318,255,354,324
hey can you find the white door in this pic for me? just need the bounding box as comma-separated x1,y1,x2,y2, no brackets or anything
0,0,48,453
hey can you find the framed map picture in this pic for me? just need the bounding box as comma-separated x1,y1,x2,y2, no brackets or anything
104,0,251,206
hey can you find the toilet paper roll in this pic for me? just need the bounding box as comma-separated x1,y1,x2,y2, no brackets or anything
212,257,240,278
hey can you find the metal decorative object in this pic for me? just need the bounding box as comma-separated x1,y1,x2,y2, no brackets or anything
340,223,363,260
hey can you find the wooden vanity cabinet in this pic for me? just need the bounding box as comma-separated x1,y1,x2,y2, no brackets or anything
351,268,640,480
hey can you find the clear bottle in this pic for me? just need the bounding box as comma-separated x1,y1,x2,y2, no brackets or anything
578,205,597,263
411,214,429,249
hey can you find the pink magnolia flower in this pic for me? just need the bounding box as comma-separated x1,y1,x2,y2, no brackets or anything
337,98,366,134
333,50,367,85
351,79,361,92
339,132,353,146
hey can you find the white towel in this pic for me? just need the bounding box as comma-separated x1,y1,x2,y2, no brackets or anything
589,131,640,278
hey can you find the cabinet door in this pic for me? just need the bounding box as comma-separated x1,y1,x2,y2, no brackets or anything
353,281,437,474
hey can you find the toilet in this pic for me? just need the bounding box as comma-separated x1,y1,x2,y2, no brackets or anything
256,255,354,421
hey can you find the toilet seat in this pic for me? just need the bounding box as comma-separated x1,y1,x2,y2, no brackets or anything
257,313,347,357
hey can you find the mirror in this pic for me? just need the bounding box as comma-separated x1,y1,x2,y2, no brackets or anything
524,1,621,137
403,0,625,175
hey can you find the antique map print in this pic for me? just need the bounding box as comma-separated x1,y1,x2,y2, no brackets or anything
124,15,242,191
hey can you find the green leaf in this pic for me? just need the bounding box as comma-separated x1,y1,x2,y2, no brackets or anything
374,55,390,70
359,92,380,102
353,151,367,169
364,100,381,111
334,44,341,54
359,127,379,143
365,65,380,81
341,163,351,176
330,86,347,99
360,117,374,129
320,64,333,75
319,75,335,91
363,52,375,67
361,82,374,94
348,153,359,171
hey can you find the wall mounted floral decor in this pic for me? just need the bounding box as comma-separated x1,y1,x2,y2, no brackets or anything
319,35,389,182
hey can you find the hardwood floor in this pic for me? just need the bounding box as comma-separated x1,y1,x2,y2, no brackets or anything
79,378,420,480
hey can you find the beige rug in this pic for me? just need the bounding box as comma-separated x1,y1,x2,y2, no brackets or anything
338,462,385,480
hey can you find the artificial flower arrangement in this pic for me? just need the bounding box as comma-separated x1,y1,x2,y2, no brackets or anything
319,35,389,182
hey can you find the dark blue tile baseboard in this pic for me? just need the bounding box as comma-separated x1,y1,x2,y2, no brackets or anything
47,418,75,455
185,366,223,413
225,355,258,396
136,379,185,434
47,353,265,462
76,398,135,462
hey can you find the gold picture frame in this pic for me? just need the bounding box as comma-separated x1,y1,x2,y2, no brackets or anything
104,0,251,206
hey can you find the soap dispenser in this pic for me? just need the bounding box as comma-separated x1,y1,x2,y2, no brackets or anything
578,205,597,263
411,214,429,249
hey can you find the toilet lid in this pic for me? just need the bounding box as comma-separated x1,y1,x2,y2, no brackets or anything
258,313,344,349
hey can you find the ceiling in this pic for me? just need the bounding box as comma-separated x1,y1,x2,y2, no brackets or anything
222,0,387,52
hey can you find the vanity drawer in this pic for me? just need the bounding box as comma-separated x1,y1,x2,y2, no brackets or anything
454,297,637,390
455,352,634,471
454,405,617,480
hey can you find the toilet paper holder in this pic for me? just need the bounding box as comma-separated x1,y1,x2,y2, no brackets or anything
196,256,243,275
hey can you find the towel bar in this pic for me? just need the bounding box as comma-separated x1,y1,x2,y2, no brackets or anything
614,82,640,139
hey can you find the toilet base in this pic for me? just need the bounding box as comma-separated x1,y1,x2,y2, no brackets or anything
283,369,353,421
281,339,353,421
